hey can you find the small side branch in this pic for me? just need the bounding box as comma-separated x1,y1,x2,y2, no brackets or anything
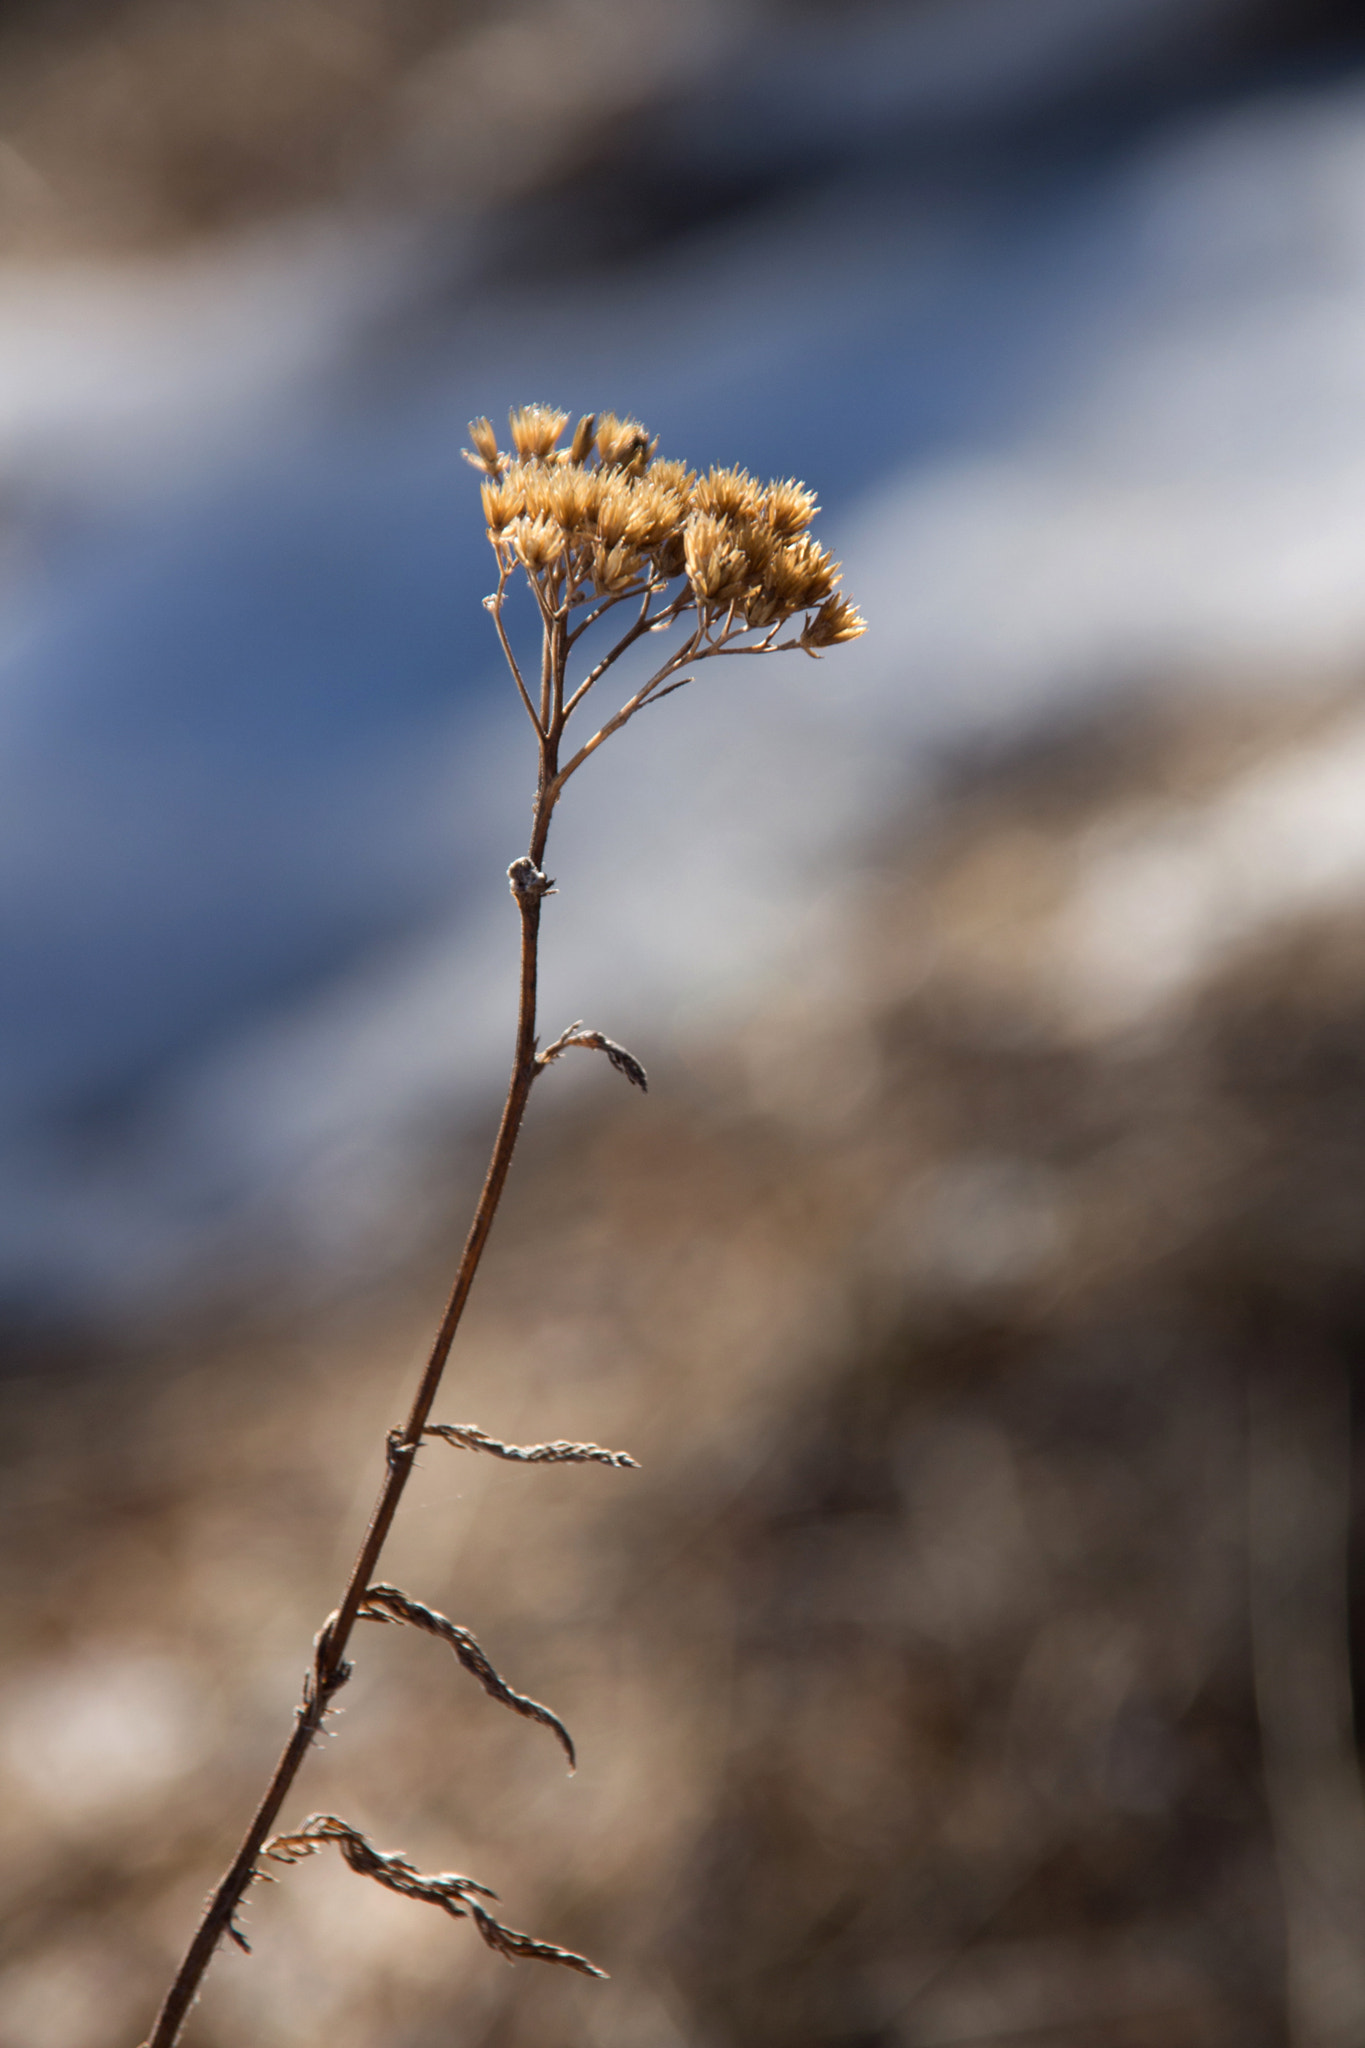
553,623,703,789
562,588,679,714
538,1021,647,1092
425,1422,638,1469
358,1583,576,1769
224,1863,281,1955
226,1905,257,1954
483,575,543,737
264,1816,605,1978
564,578,664,652
636,674,692,711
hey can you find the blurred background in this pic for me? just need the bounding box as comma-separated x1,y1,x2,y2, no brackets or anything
7,1,1365,2042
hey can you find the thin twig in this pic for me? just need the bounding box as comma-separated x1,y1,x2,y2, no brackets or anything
635,675,692,712
709,635,803,656
485,569,542,736
565,580,651,648
561,591,681,718
555,630,703,789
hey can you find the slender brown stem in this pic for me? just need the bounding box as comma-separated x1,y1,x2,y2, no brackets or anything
488,565,542,737
561,592,676,719
142,763,560,2048
564,582,646,648
555,627,702,790
140,408,864,2045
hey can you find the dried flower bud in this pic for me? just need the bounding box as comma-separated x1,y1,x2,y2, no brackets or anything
782,535,838,610
464,416,502,476
509,405,569,461
517,464,578,528
765,541,814,612
593,477,637,549
596,413,655,472
693,466,763,523
543,465,594,533
475,402,866,675
801,593,866,650
512,515,567,572
482,472,527,534
655,530,687,579
624,479,686,551
763,478,818,535
594,540,645,594
733,518,776,580
684,513,746,604
647,458,696,502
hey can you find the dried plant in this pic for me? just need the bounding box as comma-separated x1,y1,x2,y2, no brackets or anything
140,406,864,2045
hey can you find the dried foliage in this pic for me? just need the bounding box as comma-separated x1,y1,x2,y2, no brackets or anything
537,1021,649,1091
136,408,862,2045
263,1816,605,1977
468,408,865,779
357,1582,577,1769
424,1421,638,1468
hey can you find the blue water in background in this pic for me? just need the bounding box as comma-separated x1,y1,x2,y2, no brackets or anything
6,20,1365,1309
0,162,1118,1107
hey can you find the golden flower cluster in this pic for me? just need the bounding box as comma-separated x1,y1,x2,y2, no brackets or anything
465,405,865,653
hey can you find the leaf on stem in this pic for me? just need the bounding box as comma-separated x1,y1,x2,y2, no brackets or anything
358,1584,576,1770
537,1022,648,1091
263,1815,606,1978
424,1421,638,1469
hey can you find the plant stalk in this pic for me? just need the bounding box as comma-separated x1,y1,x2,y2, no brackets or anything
142,768,558,2048
137,399,867,2042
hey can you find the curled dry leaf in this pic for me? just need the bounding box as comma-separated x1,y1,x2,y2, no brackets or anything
580,1029,648,1092
468,1901,607,1973
425,1421,638,1468
358,1583,577,1769
262,1815,606,1978
538,1020,648,1091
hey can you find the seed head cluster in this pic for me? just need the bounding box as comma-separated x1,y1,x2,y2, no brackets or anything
466,405,865,654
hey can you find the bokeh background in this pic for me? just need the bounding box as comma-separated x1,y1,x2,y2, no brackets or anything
7,3,1365,2043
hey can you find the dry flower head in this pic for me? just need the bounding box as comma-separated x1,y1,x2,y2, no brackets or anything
466,406,865,777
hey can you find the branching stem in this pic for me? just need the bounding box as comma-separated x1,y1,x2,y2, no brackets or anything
140,407,863,2045
554,628,702,789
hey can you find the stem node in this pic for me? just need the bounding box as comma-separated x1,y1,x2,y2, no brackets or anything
507,856,556,907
